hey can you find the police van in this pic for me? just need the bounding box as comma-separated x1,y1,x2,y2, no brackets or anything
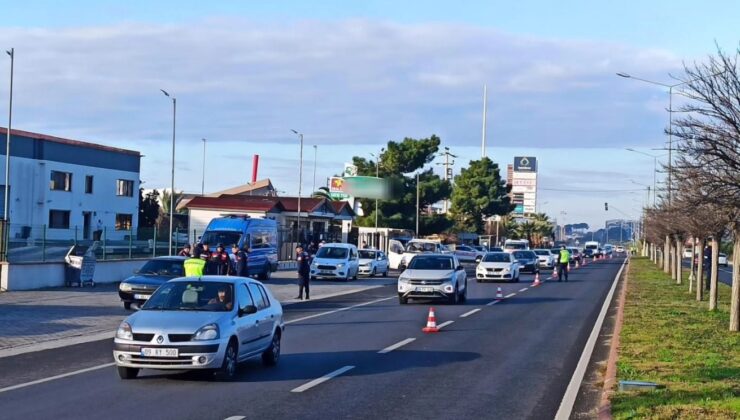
199,215,278,280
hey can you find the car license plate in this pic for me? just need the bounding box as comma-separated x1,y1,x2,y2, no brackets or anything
134,294,150,300
141,348,178,357
320,270,333,275
416,287,434,292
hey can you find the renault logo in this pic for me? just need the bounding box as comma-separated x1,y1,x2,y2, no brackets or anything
156,335,164,344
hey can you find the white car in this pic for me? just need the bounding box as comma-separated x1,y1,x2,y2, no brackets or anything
357,249,389,276
309,243,360,281
397,254,467,304
476,252,520,282
533,249,555,268
718,253,728,267
389,239,449,270
454,245,482,262
616,246,625,254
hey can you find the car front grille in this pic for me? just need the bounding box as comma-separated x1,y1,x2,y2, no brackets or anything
168,334,193,343
409,279,443,285
317,265,335,270
132,333,154,342
127,355,195,366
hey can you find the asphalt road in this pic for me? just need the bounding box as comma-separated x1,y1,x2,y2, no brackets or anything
681,258,733,287
0,258,626,420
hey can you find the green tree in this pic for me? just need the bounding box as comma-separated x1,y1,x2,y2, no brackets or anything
450,158,513,233
312,187,336,201
351,135,452,234
138,189,160,228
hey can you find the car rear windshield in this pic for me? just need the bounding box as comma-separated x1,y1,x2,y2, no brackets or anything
406,242,438,253
408,256,453,270
138,259,184,277
200,231,242,248
505,243,527,250
358,250,376,259
585,244,598,250
142,282,234,312
483,253,510,262
513,251,536,259
316,247,349,259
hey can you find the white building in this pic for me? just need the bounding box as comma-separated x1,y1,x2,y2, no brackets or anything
0,128,141,241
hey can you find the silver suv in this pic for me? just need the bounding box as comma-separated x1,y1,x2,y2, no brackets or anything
113,276,284,380
397,254,467,304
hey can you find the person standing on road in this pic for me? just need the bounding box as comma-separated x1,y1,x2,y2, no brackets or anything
230,244,248,277
295,245,311,300
184,248,206,277
211,243,230,275
558,245,570,282
704,244,712,291
177,244,192,257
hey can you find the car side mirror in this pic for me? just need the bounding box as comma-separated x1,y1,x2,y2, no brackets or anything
456,265,464,271
239,305,258,316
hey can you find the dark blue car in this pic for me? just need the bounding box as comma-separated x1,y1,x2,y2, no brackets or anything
118,256,186,309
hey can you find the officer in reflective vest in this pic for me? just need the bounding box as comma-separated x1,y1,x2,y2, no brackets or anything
184,247,206,277
558,246,570,282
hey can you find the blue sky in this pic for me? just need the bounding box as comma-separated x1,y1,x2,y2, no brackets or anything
0,1,737,229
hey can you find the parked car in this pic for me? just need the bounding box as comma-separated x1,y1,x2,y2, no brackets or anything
310,243,360,281
454,245,484,263
357,249,389,277
113,276,284,380
397,254,467,304
533,249,555,269
512,250,540,274
718,253,729,267
199,215,278,280
118,256,187,310
476,252,520,282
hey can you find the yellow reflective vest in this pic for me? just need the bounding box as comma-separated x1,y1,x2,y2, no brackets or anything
559,249,570,264
184,257,206,277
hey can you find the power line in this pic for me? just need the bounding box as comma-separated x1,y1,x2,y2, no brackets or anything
539,187,645,193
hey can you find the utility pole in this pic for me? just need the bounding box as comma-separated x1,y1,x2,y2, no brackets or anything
436,147,457,213
415,172,420,237
312,145,317,193
291,130,304,244
201,138,206,195
481,84,488,158
3,48,13,261
160,89,176,256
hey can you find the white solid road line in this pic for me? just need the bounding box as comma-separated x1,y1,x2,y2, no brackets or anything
460,308,481,318
0,331,115,359
504,293,516,298
436,320,454,329
378,338,416,354
0,362,115,394
518,287,528,292
224,417,246,420
554,259,627,420
285,296,395,325
290,365,355,393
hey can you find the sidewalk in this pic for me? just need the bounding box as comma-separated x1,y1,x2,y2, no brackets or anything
0,273,395,357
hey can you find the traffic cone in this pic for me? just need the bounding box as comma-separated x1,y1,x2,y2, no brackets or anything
552,266,558,279
496,287,504,299
532,272,541,286
575,260,580,269
422,307,439,333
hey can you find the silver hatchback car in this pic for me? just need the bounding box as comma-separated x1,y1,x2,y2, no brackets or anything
113,276,284,380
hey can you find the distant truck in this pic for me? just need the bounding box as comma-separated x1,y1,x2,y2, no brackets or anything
504,239,530,253
199,215,278,279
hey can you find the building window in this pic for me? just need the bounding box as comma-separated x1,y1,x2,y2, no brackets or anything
116,179,134,197
85,175,93,194
49,210,71,229
50,171,72,191
115,214,133,231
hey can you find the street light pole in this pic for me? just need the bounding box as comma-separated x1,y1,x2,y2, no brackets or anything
160,89,176,256
415,172,420,236
312,145,317,193
291,130,304,244
625,148,665,207
201,138,206,196
3,48,13,261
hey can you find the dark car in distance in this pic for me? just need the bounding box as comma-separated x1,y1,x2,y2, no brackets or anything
118,256,187,309
512,250,540,274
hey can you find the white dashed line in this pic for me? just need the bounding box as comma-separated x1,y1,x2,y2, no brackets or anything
519,287,528,292
378,338,416,354
285,296,394,325
460,308,481,318
224,416,246,420
486,300,500,306
505,293,516,298
0,362,115,394
437,320,454,329
291,365,355,393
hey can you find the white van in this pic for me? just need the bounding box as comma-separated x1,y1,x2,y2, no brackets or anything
309,243,360,281
504,239,529,253
388,239,448,270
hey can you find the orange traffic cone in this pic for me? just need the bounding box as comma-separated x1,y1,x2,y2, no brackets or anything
532,272,541,286
496,287,504,299
552,266,558,279
422,307,439,333
575,260,580,269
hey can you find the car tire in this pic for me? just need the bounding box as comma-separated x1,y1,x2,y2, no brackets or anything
310,276,316,281
117,366,139,380
123,302,132,310
383,268,388,277
449,285,460,304
261,330,281,366
371,267,376,277
398,294,408,304
259,264,272,281
217,340,238,380
459,283,467,303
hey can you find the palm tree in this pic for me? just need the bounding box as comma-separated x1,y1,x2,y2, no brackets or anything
530,213,554,247
160,189,184,215
312,187,337,201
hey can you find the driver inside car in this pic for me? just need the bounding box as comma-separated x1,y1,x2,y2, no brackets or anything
207,286,233,311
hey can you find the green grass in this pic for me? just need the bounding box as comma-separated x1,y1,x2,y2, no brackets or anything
611,257,740,419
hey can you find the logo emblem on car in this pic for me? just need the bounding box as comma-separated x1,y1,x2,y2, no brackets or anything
421,281,427,285
156,335,164,344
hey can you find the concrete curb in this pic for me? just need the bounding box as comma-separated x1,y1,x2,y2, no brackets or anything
277,261,297,271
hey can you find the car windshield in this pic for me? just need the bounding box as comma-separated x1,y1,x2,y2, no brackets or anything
490,247,504,252
483,253,510,263
585,244,598,250
358,250,376,259
513,251,536,259
408,256,453,270
137,259,185,277
406,242,437,253
142,281,234,312
550,248,560,254
200,231,242,248
533,250,550,256
316,246,349,259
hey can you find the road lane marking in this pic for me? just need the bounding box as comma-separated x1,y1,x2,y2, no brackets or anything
437,320,454,329
486,300,500,306
555,259,627,420
291,365,355,393
224,417,246,420
518,287,528,292
460,308,481,318
285,296,395,325
504,293,516,298
0,331,115,359
0,362,115,394
378,338,416,354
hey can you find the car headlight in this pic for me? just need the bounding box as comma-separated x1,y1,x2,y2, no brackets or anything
119,282,132,292
193,323,220,341
501,268,510,274
116,321,133,340
336,263,346,269
398,276,411,283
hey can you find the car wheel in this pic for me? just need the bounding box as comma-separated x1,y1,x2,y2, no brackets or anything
459,283,467,303
123,302,132,310
261,330,281,366
371,267,376,277
310,276,317,281
398,294,408,304
218,340,238,380
117,366,139,380
259,264,272,281
449,285,460,304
